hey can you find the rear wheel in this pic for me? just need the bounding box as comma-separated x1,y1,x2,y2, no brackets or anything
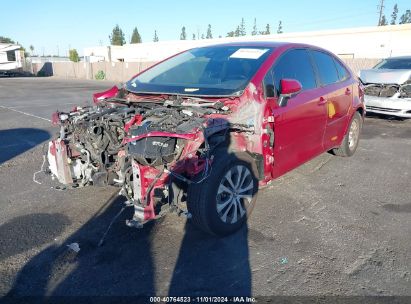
333,112,362,157
187,153,258,236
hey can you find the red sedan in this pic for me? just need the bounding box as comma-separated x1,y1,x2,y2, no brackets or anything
48,42,365,235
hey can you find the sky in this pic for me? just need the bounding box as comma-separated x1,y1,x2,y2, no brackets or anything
1,0,410,56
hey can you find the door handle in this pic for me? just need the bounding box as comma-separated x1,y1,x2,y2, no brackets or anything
318,96,328,105
345,88,351,95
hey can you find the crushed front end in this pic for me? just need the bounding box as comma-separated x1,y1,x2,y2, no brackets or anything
45,87,262,228
360,69,411,118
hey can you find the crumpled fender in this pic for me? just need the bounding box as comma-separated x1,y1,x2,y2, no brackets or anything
93,86,119,104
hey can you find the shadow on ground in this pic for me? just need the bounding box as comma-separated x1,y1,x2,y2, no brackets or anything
365,112,410,121
5,195,251,298
0,128,50,164
0,213,71,262
361,114,411,140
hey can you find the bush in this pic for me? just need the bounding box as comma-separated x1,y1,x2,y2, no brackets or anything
95,70,105,80
37,71,46,77
69,49,79,62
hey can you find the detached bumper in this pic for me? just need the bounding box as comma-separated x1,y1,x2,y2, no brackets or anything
365,95,411,118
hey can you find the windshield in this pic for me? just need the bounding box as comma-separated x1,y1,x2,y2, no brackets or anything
374,58,411,70
126,46,273,96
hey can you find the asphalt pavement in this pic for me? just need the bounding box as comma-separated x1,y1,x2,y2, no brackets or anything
0,77,410,299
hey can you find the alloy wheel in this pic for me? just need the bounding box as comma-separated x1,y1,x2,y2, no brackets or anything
348,119,360,150
216,165,254,224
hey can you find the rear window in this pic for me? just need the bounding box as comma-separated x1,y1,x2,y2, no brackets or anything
311,50,339,86
334,59,350,81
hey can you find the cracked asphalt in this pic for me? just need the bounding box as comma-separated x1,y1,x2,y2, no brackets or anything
0,78,410,298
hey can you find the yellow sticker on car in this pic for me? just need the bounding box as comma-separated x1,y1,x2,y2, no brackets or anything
328,102,336,118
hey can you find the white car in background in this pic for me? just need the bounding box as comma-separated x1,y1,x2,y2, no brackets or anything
359,56,411,118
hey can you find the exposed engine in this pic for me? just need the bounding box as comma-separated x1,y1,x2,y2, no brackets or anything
127,107,205,166
363,82,411,98
45,88,259,231
46,90,242,192
49,103,133,187
47,98,219,188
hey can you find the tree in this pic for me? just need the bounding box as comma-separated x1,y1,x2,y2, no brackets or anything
266,23,271,34
206,24,213,39
109,24,126,46
379,14,388,25
260,23,271,35
29,45,34,55
234,25,241,37
153,30,159,42
192,33,196,40
399,10,411,24
201,34,205,39
130,27,142,43
0,36,15,44
391,4,398,25
239,18,246,36
251,18,258,36
226,31,235,37
69,49,79,62
277,21,283,34
180,26,187,40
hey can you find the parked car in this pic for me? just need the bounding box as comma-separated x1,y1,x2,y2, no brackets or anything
359,56,411,118
47,42,364,236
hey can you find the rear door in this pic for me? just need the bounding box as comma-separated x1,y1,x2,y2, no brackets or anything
266,49,327,177
310,50,352,150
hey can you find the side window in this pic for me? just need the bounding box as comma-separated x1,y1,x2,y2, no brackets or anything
6,50,16,62
311,50,339,86
263,68,275,98
273,49,316,95
334,58,350,81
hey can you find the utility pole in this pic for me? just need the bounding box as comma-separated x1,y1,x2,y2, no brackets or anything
378,0,385,25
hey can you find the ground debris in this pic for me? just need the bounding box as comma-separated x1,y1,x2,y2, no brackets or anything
66,242,80,253
344,248,379,276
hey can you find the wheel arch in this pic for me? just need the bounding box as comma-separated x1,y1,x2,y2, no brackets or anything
211,145,264,182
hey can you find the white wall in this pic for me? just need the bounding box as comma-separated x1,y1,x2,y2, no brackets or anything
84,24,411,62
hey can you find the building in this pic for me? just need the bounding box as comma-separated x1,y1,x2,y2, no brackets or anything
84,24,411,63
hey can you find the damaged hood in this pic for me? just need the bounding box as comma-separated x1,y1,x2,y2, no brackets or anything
360,69,411,85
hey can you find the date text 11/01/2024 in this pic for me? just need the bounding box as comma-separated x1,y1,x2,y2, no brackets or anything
149,296,256,302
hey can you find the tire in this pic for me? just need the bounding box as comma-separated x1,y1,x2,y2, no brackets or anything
333,112,362,157
187,152,259,236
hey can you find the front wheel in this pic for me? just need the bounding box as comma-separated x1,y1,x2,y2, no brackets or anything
187,153,258,236
333,111,363,157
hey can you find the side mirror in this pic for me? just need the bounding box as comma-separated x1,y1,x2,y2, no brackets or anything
278,79,302,107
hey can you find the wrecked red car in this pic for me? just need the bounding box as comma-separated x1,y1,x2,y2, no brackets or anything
46,42,364,235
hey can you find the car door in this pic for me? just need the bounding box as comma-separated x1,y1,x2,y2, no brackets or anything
265,48,328,177
310,50,352,150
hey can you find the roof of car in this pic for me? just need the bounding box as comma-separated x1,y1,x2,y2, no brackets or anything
202,41,311,48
